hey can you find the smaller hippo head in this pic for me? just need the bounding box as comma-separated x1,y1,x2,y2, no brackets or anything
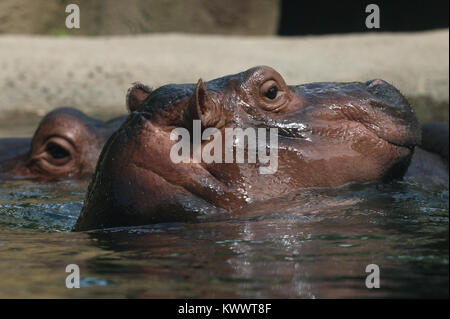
0,107,125,181
74,66,421,230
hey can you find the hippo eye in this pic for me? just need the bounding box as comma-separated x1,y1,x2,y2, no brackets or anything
46,142,70,159
40,136,75,166
28,136,77,176
265,86,278,100
260,80,281,102
259,79,289,111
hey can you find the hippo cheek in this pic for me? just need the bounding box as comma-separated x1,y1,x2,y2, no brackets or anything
75,134,230,230
112,164,216,225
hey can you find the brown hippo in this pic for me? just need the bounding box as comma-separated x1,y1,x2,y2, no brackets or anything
0,107,126,181
74,66,446,231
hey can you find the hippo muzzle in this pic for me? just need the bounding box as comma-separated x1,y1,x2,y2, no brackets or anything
251,79,420,149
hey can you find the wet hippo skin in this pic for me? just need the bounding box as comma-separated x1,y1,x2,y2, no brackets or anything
75,65,433,231
0,107,126,181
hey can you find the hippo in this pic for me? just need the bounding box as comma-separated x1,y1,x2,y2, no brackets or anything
74,66,447,231
0,107,126,181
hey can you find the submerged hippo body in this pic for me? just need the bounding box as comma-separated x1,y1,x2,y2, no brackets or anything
0,107,126,181
74,66,432,231
406,123,449,184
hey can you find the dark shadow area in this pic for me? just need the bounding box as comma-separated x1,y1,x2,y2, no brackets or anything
279,0,449,35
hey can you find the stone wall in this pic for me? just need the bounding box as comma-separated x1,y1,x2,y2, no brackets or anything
0,0,280,36
0,30,448,124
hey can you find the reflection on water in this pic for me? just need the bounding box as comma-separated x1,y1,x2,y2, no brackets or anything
0,178,448,298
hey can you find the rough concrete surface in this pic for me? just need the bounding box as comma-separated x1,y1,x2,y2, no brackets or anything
0,29,448,122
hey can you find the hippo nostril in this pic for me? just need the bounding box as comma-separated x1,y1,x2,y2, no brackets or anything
365,79,410,111
366,79,386,88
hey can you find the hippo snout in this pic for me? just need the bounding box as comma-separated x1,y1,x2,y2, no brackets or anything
366,78,410,110
364,79,421,147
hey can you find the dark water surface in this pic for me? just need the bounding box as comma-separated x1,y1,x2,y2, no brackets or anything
0,178,448,298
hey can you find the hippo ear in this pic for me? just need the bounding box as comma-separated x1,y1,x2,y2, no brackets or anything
189,79,223,128
126,82,152,113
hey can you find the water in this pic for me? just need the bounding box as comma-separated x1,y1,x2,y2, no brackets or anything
0,178,447,298
0,116,448,298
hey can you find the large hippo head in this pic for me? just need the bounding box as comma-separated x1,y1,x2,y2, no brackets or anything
0,107,126,181
74,66,420,231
